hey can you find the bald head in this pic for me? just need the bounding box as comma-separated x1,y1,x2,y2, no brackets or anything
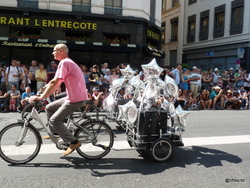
53,44,69,60
54,44,69,54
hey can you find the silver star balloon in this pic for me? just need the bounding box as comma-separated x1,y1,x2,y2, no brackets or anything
120,65,135,80
175,105,189,127
117,102,130,122
141,58,164,81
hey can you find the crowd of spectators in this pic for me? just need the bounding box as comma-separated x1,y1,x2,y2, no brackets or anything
172,65,250,110
1,59,250,112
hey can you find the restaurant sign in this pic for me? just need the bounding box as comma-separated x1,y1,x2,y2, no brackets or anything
0,16,97,30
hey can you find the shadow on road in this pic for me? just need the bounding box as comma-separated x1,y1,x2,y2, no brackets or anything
9,146,242,176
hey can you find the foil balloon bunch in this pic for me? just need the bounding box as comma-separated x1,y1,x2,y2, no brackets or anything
103,59,188,132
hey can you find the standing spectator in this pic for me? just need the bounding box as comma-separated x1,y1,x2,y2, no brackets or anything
217,76,223,88
222,70,230,89
5,59,21,90
212,68,220,86
89,65,102,93
171,64,182,87
35,63,47,92
47,61,57,82
29,60,39,93
103,69,111,92
180,68,190,98
207,86,225,110
202,71,212,90
189,66,201,99
235,71,245,90
228,68,235,88
109,68,119,85
80,64,90,91
20,64,32,92
101,62,110,76
2,84,21,112
0,66,6,93
16,61,24,90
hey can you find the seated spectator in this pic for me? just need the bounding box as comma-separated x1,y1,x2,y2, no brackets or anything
186,91,197,110
239,89,248,109
232,91,242,110
92,87,104,109
19,86,35,111
174,89,186,108
0,90,4,111
2,84,21,112
207,86,224,110
9,94,17,112
224,90,236,110
199,89,210,110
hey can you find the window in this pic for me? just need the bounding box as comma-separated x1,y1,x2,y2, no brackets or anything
188,0,197,5
230,0,244,35
172,0,179,8
17,0,38,8
170,18,178,42
187,15,196,43
214,4,225,38
104,0,122,15
199,10,209,41
102,33,129,44
72,0,91,12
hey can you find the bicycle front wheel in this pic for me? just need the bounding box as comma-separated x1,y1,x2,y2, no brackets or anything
75,120,114,160
0,123,42,164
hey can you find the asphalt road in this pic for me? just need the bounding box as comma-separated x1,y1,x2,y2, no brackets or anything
0,110,249,188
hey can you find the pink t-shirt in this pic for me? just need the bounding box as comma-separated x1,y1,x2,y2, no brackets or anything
55,57,88,103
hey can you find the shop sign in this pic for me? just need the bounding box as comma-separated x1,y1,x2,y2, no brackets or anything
1,41,55,48
147,30,160,41
0,16,97,31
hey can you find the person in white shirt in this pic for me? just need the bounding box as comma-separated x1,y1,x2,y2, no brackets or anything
189,66,201,99
171,64,182,87
5,59,21,90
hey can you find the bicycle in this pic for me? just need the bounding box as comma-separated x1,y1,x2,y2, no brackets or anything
0,100,114,164
21,99,100,130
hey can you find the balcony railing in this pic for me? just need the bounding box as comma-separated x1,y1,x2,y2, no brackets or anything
213,28,224,38
17,0,38,8
104,7,122,15
72,4,91,13
230,23,243,35
187,34,195,43
199,31,208,41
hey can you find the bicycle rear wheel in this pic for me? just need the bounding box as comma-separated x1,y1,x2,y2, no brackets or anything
75,120,114,159
0,123,42,164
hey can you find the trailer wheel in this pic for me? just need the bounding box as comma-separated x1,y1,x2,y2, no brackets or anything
150,138,173,162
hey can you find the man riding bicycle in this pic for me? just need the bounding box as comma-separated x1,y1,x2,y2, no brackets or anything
33,44,88,156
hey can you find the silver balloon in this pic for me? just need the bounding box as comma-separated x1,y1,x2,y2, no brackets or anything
127,101,138,125
120,65,135,80
112,78,124,88
141,58,164,81
103,95,115,112
117,102,130,122
175,105,189,127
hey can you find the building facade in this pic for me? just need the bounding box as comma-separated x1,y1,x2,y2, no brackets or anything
0,0,164,69
162,0,250,72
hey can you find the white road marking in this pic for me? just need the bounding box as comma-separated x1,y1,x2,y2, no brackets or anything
2,135,250,156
